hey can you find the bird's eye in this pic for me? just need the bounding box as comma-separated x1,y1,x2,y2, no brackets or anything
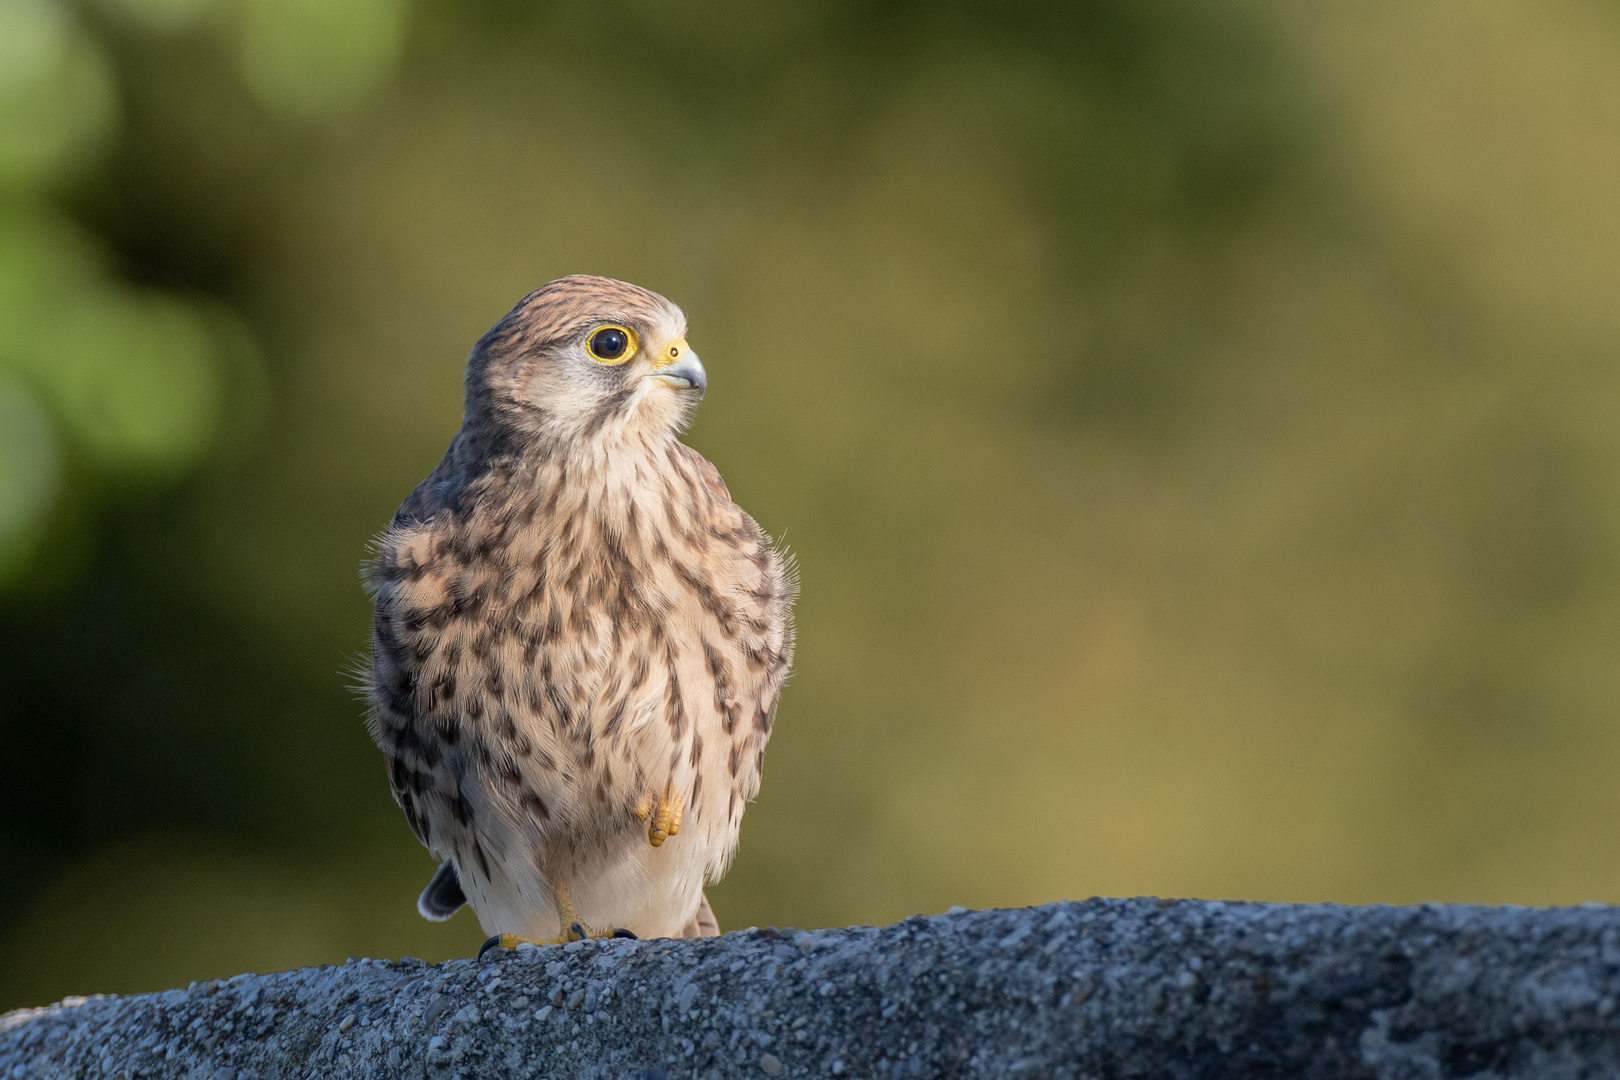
586,325,636,363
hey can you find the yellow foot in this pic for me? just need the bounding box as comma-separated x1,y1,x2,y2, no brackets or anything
637,785,684,847
478,926,638,958
479,931,571,957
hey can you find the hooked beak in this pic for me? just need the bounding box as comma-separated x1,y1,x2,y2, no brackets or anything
650,350,707,398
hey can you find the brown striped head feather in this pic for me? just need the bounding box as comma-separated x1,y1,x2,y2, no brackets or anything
464,275,700,448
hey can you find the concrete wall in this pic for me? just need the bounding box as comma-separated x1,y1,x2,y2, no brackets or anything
4,897,1620,1078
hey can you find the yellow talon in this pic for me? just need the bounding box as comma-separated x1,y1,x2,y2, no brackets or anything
479,876,626,956
477,876,638,958
479,931,571,956
505,931,570,948
648,787,683,847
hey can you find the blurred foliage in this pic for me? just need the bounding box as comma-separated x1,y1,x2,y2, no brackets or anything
5,0,1620,1011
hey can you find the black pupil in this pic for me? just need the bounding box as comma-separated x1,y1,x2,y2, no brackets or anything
591,328,628,359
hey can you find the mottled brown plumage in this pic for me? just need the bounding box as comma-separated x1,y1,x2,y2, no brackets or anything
364,276,794,941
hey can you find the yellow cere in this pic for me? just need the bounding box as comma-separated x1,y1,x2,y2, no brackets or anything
648,337,689,371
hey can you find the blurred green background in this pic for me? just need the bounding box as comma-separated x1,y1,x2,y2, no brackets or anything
5,0,1620,1010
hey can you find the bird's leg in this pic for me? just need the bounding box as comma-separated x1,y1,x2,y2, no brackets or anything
554,877,587,939
638,784,684,847
477,880,589,955
478,877,638,957
552,878,640,941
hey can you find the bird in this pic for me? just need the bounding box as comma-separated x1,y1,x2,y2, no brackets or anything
363,275,794,947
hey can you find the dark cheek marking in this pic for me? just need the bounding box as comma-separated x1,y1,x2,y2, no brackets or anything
583,387,635,437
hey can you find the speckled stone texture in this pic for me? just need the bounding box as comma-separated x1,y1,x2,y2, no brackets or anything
5,897,1620,1079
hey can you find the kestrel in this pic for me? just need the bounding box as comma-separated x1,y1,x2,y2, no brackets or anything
364,276,794,946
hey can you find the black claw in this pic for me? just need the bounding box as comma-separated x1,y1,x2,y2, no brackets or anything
478,935,504,959
569,921,589,941
612,928,639,940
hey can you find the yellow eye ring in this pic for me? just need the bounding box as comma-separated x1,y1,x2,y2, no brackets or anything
585,324,638,364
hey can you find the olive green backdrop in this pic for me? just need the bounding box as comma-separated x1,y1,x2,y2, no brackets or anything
4,0,1620,1011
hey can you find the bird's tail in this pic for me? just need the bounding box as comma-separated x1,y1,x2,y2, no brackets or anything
677,892,720,938
418,859,468,921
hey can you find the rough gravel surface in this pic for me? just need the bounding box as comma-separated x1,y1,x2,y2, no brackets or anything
5,897,1620,1078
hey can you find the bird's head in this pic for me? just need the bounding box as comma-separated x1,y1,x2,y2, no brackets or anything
464,275,707,450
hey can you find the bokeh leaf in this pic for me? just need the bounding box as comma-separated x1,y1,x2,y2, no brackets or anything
0,376,60,583
0,0,116,188
234,0,408,119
